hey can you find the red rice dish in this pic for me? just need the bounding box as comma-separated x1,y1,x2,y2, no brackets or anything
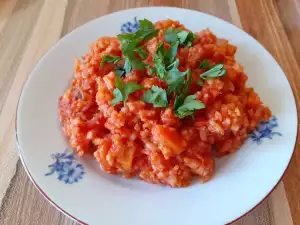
59,19,271,187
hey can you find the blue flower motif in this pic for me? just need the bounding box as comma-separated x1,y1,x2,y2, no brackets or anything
250,116,282,144
45,149,84,184
120,17,140,34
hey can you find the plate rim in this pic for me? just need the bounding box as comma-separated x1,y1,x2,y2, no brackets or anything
15,6,299,225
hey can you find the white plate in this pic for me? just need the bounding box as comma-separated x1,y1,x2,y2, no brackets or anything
16,7,297,225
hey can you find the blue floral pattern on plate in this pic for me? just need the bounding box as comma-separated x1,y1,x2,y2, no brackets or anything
120,17,140,33
45,149,84,184
250,116,282,144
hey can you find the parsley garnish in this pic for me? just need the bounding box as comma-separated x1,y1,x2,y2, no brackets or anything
117,19,158,74
153,43,167,79
100,54,126,76
200,64,226,80
112,76,143,106
134,19,160,42
100,54,122,67
173,71,205,118
196,79,204,86
175,95,206,119
114,66,125,77
153,41,179,79
177,31,195,47
164,28,182,43
142,85,168,107
199,59,210,69
117,19,158,44
145,64,155,75
165,41,179,65
164,28,195,47
133,46,148,59
174,70,192,110
165,58,188,95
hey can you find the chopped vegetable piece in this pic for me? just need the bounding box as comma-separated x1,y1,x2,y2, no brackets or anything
152,125,185,158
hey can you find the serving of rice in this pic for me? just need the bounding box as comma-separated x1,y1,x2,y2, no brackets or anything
59,19,271,187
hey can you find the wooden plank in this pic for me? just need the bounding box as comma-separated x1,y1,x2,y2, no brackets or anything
0,0,45,205
275,0,300,64
0,0,44,113
0,0,18,32
0,0,68,206
236,0,300,224
0,162,77,225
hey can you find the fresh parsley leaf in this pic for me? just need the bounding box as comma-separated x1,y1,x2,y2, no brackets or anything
123,56,132,73
139,18,154,29
142,85,168,107
173,69,192,110
116,34,146,73
153,43,167,79
133,46,148,59
175,95,205,119
112,76,124,105
112,88,123,106
164,28,182,43
117,19,158,46
165,58,187,95
164,28,195,47
182,69,192,96
177,31,195,47
199,59,210,69
135,19,159,41
114,66,125,77
112,76,143,106
117,19,158,74
200,64,226,80
153,41,179,80
165,41,179,66
128,56,146,70
123,82,144,101
100,55,122,67
145,64,155,75
196,79,204,86
117,32,135,44
121,55,146,73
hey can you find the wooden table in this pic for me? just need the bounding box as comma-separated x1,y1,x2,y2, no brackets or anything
0,0,299,224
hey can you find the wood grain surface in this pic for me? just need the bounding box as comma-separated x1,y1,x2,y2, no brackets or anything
0,0,299,224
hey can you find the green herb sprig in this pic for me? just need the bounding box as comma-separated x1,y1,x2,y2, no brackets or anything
117,19,158,73
173,71,205,118
200,64,226,80
112,76,144,106
164,28,195,47
142,85,168,107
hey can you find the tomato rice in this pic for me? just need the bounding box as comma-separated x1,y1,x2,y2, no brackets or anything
58,19,271,187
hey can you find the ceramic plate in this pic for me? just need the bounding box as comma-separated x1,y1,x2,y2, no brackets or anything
16,7,297,225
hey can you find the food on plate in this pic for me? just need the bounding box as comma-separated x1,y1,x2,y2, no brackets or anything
58,19,271,187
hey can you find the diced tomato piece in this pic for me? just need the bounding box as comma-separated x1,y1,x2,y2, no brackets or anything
152,125,185,158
